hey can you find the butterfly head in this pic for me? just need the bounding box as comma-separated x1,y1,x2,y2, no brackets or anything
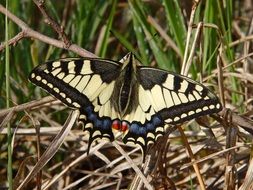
120,52,140,72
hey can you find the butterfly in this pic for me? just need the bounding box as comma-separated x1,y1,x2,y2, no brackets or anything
29,53,222,157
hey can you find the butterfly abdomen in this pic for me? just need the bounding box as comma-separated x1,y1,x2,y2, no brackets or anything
120,82,131,111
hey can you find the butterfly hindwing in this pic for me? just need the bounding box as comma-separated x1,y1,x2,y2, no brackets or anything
29,58,122,150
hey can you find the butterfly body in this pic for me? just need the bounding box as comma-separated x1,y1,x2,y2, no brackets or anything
29,53,222,156
112,53,138,117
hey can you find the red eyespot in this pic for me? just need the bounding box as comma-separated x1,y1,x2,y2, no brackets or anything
121,121,129,132
112,120,129,132
112,120,121,130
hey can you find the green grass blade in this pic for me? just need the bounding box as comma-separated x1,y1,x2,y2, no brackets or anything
5,0,13,189
129,0,170,70
88,2,109,43
74,1,109,52
97,0,117,58
163,0,186,57
217,0,240,105
203,0,217,70
132,15,149,65
111,29,137,54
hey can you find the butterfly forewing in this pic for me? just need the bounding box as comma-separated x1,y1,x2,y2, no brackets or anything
138,67,221,123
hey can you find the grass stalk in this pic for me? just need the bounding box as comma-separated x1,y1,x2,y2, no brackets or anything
5,0,13,189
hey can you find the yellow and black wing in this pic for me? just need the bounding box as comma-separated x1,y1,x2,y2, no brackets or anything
121,67,222,154
29,58,122,152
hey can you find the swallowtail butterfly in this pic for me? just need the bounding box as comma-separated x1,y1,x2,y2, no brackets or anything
29,53,222,157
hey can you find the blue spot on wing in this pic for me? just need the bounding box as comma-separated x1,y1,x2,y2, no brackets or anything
79,105,115,154
152,116,162,126
101,118,112,130
129,123,139,134
128,115,163,136
129,123,147,136
146,123,155,131
94,119,102,127
85,106,93,114
88,113,97,121
123,114,165,150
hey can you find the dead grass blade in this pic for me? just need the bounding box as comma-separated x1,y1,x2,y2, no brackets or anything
112,141,153,190
239,157,253,190
16,110,78,190
0,108,14,133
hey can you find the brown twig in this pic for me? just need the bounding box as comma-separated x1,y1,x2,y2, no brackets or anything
217,108,253,135
0,31,25,50
0,96,56,118
0,4,96,58
33,0,71,48
177,125,206,190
